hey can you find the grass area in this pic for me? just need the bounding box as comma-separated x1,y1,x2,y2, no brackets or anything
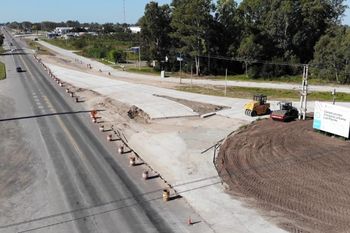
43,38,77,51
177,85,350,102
25,39,54,55
0,61,6,80
44,38,137,60
127,66,162,75
184,73,333,85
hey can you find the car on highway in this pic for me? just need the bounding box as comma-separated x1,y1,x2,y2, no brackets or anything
16,66,23,72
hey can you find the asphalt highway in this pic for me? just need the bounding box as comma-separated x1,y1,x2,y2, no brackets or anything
0,29,201,233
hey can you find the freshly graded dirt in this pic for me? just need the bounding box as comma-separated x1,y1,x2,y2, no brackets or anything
217,119,350,233
154,94,227,115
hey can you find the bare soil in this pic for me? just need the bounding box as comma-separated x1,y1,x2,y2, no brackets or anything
217,119,350,233
154,94,227,115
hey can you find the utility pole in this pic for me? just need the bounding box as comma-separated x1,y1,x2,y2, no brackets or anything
180,58,182,84
177,53,183,84
299,65,309,120
224,68,228,96
190,65,193,88
332,89,336,105
138,46,141,70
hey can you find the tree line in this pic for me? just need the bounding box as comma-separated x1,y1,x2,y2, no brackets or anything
139,0,350,83
5,21,133,34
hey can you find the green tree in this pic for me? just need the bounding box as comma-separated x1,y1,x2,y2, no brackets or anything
235,0,346,78
215,0,241,56
171,0,214,75
107,49,126,63
312,26,350,84
0,34,4,47
139,2,172,65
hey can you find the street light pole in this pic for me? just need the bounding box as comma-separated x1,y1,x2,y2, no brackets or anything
180,58,182,84
138,46,141,70
225,68,228,96
177,53,183,84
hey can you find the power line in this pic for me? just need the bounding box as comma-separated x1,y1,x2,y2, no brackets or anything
197,54,306,67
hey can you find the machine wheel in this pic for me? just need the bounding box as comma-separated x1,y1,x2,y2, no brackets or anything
251,110,257,117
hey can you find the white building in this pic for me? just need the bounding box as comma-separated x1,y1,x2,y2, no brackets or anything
54,27,73,35
129,26,141,34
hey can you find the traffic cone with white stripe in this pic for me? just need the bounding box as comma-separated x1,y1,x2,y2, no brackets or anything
188,216,193,225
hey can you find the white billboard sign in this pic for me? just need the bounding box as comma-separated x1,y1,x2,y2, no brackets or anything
313,102,350,138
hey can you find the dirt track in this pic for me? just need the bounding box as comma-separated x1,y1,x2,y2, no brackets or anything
217,119,350,233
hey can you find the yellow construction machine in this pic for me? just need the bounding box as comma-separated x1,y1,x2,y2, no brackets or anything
244,94,271,117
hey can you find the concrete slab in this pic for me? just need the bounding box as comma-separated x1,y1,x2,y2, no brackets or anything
46,63,198,119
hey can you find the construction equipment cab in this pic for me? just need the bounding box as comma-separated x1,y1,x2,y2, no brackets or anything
271,102,298,122
244,94,271,117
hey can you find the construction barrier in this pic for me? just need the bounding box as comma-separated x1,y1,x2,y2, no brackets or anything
188,217,193,225
118,146,124,154
162,189,170,202
142,171,149,180
129,157,136,166
90,110,97,118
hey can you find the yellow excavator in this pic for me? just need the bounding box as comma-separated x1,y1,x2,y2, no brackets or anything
244,94,271,117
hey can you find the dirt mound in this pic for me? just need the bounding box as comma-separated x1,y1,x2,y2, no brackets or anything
127,105,150,123
217,119,350,233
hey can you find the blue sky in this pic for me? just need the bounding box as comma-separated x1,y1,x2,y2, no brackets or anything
0,0,349,25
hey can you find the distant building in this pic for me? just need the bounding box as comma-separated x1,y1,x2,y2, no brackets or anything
62,33,76,40
54,27,73,35
129,26,141,34
46,33,59,39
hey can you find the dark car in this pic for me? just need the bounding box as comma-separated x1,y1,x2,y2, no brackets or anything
16,66,22,72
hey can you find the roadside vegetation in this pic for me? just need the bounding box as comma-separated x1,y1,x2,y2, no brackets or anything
0,33,5,54
0,62,6,80
25,39,54,55
44,28,140,64
139,0,349,84
177,85,350,102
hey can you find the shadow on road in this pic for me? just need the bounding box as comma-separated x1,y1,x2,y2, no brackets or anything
0,52,29,56
0,174,220,232
0,110,105,122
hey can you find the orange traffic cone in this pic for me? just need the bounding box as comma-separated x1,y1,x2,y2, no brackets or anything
188,216,192,225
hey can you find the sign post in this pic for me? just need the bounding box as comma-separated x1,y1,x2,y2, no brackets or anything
177,55,183,84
